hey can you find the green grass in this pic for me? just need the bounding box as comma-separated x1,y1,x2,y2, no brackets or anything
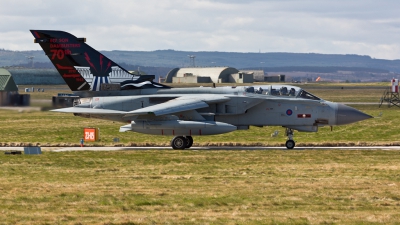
311,88,386,102
1,150,400,224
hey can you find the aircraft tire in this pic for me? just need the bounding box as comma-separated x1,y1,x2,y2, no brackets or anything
185,136,193,148
171,136,187,150
285,140,295,149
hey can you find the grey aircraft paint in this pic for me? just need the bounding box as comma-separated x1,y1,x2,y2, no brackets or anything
32,30,372,149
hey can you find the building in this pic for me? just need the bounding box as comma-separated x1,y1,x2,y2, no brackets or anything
6,68,64,85
165,67,254,83
240,70,265,82
0,68,30,106
264,74,286,82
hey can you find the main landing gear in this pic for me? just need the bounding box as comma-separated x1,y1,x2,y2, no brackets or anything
285,128,295,149
170,136,193,150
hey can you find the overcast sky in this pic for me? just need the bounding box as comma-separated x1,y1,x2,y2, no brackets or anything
1,0,400,60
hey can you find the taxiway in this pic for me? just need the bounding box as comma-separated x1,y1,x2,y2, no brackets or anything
1,146,400,152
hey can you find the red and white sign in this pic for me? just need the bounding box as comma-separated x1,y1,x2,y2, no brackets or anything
84,128,99,141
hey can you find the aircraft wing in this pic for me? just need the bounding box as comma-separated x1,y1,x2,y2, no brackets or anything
51,107,127,114
124,96,229,117
52,95,229,117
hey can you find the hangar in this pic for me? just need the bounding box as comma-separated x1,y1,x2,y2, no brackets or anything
164,67,254,83
0,68,29,106
6,68,63,85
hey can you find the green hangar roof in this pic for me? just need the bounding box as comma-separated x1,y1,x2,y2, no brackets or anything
0,68,18,91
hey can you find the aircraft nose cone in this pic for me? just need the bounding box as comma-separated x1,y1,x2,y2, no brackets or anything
336,104,373,125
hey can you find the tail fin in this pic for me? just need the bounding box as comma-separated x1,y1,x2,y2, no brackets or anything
31,30,162,91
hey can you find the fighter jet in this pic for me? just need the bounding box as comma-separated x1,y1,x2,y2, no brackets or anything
31,30,372,149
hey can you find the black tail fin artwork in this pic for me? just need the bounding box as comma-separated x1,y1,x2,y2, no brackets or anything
30,30,167,91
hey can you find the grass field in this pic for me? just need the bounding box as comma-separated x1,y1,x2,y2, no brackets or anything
1,150,400,224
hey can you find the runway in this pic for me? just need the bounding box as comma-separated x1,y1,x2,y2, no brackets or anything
1,146,400,152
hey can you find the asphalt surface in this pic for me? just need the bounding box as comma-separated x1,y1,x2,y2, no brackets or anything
1,146,400,152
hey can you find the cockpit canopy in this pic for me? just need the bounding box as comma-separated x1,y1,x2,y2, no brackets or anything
244,85,321,100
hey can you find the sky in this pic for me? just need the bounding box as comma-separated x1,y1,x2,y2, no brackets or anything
1,0,400,60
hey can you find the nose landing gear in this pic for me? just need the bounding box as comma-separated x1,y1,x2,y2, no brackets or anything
285,128,295,149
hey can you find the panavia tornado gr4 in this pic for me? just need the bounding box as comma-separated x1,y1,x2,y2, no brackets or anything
31,30,372,149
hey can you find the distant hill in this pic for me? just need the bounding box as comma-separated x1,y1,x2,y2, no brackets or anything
1,49,400,80
91,50,400,72
2,49,400,69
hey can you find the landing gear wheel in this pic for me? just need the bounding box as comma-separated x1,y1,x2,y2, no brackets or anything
171,136,187,150
185,136,193,148
285,140,295,149
285,128,296,149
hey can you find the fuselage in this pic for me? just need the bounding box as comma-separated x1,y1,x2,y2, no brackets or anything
70,85,369,135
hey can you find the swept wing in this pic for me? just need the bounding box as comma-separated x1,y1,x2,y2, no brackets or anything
52,95,230,117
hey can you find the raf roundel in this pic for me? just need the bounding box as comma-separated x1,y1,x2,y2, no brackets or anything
286,109,293,116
